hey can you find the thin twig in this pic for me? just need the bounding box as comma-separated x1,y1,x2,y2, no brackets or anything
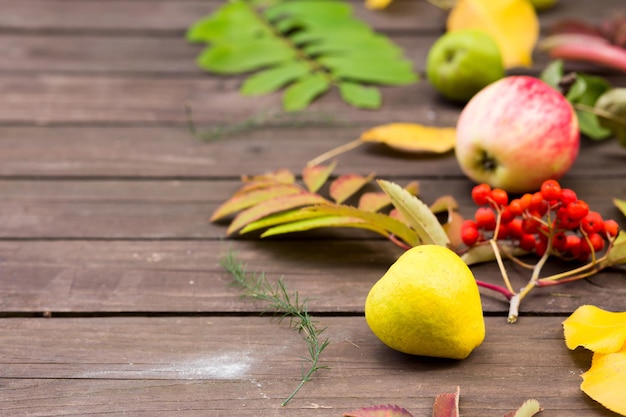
220,251,329,406
307,138,364,167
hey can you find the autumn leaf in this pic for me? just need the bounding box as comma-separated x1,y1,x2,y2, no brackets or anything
502,399,543,417
360,123,456,154
378,180,450,246
447,0,539,68
432,386,459,417
580,350,626,415
211,183,303,221
330,173,376,204
364,0,394,10
303,161,337,193
563,305,626,353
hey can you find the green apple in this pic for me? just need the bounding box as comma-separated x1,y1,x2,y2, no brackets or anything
426,29,505,103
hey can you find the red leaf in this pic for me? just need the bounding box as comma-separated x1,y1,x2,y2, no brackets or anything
343,404,414,417
432,386,460,417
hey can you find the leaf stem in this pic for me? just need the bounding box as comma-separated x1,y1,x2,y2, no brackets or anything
307,138,364,167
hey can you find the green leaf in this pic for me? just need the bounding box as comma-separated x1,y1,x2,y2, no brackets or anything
186,2,268,43
321,56,417,85
188,0,418,110
283,73,330,112
596,88,626,146
540,60,564,90
240,209,325,234
198,38,295,74
378,180,450,246
576,109,612,140
566,74,612,140
339,82,381,109
227,192,330,235
261,215,376,238
601,230,626,267
241,61,311,95
616,198,626,217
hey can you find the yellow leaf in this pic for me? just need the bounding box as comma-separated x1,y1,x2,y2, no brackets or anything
563,305,626,353
580,350,626,415
447,0,539,68
360,123,456,154
365,0,393,10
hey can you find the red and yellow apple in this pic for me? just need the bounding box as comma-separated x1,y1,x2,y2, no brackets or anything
455,75,580,193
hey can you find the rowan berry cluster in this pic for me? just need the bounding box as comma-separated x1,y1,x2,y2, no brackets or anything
461,180,620,262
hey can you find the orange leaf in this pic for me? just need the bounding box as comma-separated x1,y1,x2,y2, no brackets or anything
563,305,626,353
447,0,539,68
330,173,375,204
226,192,330,235
358,191,391,212
211,184,303,222
580,350,626,415
432,386,459,417
302,161,337,193
360,123,455,154
242,168,295,184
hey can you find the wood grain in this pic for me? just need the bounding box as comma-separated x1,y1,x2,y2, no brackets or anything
0,316,610,417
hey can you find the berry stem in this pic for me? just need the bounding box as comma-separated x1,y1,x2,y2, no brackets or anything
489,238,515,294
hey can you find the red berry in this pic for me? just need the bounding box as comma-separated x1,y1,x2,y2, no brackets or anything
555,207,579,230
490,188,509,207
580,233,605,253
461,223,480,246
519,193,533,211
566,200,589,221
475,207,497,230
560,188,577,206
552,231,568,252
508,218,524,238
472,184,492,206
508,199,524,216
500,206,515,224
604,219,620,238
519,233,536,251
530,192,549,216
581,211,604,234
522,217,540,234
495,223,509,240
563,234,581,258
540,179,562,202
535,239,548,257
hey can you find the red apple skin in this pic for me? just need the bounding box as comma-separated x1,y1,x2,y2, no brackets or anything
455,75,580,193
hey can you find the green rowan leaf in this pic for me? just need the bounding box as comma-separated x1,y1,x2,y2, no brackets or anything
187,0,418,110
339,82,381,109
283,73,330,112
241,61,311,95
198,38,295,74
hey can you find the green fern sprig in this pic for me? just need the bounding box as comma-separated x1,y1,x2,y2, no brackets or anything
187,0,418,111
220,251,330,406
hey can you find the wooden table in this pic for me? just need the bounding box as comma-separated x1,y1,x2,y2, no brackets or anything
1,1,625,416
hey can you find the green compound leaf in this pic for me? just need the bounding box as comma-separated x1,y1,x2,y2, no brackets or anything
283,73,331,112
187,0,418,111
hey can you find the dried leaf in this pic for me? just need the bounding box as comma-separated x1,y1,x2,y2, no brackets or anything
211,184,303,221
502,399,542,417
378,180,450,246
330,173,376,204
444,211,465,251
343,404,414,417
302,162,337,193
360,123,456,154
580,350,626,415
432,386,460,417
227,192,330,235
563,305,626,353
447,0,539,68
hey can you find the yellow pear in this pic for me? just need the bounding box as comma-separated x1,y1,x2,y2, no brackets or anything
365,245,485,359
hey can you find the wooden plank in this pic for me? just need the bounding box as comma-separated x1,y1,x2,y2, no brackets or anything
0,316,608,416
0,126,625,178
0,240,624,314
0,0,620,34
0,177,624,239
